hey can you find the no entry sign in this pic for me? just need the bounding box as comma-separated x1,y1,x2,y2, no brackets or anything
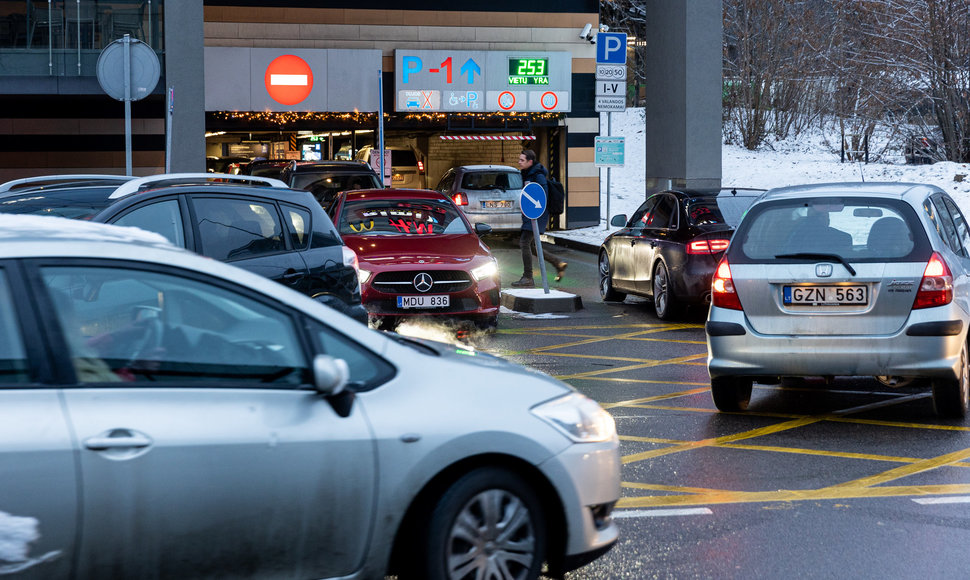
264,55,313,105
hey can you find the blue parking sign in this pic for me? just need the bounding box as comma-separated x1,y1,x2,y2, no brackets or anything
596,32,628,65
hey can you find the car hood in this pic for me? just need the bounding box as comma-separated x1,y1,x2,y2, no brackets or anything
343,234,490,265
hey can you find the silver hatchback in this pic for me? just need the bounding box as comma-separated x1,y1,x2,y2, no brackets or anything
707,182,970,417
435,165,524,233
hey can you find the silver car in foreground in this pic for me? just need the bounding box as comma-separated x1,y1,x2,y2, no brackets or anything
1,215,620,579
707,182,970,417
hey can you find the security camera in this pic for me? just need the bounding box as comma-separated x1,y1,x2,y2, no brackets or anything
599,24,610,33
580,23,592,40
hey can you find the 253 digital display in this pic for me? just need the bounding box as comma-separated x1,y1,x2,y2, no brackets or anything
508,58,549,85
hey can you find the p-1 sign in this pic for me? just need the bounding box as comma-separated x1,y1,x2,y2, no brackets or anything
595,32,627,65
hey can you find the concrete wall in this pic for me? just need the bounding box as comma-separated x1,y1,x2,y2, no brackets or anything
165,0,206,172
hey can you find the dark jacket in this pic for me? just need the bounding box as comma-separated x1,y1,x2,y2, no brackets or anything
520,162,549,233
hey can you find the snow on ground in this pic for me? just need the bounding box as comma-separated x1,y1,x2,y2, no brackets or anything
552,109,970,249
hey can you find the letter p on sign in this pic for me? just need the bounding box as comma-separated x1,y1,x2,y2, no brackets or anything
596,32,628,65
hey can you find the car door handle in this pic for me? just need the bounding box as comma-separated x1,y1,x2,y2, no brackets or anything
281,269,303,282
84,429,153,450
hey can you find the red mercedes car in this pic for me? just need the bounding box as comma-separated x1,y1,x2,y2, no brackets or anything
327,189,500,330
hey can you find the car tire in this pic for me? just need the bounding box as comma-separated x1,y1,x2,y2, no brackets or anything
932,341,969,418
652,261,681,320
599,252,626,302
711,376,753,412
411,467,547,580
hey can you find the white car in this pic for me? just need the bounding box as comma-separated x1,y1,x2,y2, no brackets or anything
0,215,620,579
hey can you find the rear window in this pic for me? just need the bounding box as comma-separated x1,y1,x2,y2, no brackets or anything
686,194,760,227
0,187,115,220
734,198,927,261
338,199,470,236
293,172,381,193
460,171,523,191
391,150,418,166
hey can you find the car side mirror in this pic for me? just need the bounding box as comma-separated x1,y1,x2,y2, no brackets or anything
313,354,349,397
610,215,627,227
475,223,492,236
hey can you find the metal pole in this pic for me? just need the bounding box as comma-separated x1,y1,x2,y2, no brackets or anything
75,0,81,75
47,0,52,75
124,35,132,176
378,69,385,187
532,218,550,294
165,86,174,173
605,112,611,227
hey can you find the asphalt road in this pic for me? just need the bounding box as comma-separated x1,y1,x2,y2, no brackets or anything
475,234,970,580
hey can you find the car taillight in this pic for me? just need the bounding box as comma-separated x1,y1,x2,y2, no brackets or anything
913,252,953,309
687,239,730,255
417,160,425,173
712,259,742,310
452,192,468,206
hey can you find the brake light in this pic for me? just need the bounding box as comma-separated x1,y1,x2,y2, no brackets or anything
417,160,425,173
687,239,730,255
452,192,468,206
712,259,742,310
913,252,953,309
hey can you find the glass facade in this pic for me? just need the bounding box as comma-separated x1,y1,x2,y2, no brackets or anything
0,0,164,76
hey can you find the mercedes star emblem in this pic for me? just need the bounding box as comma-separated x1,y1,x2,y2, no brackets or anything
413,272,434,293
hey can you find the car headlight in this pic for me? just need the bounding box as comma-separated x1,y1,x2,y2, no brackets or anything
532,393,616,443
471,260,498,281
358,269,372,285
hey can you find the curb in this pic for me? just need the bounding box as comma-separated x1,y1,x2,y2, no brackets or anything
542,233,600,254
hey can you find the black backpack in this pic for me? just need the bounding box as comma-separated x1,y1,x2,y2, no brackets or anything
547,177,565,215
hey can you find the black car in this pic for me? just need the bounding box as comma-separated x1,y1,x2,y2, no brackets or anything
599,188,763,319
240,159,291,180
0,182,367,322
279,160,382,210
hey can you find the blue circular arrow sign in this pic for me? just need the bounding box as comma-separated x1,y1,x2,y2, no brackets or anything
520,182,547,220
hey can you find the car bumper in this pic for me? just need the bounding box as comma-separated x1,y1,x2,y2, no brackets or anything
539,438,621,572
707,305,967,380
462,210,522,233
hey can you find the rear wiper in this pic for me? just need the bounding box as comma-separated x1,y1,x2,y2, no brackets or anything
774,252,856,276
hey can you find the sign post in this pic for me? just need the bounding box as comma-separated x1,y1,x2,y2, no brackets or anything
594,31,627,228
520,182,550,294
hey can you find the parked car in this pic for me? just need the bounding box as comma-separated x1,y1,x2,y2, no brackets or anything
355,144,426,188
435,164,524,233
0,174,134,194
328,188,501,330
206,156,251,174
707,182,970,417
240,158,291,180
279,160,382,210
0,214,620,579
0,175,366,322
599,188,764,319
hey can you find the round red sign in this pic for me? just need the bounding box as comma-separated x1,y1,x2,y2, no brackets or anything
264,55,313,106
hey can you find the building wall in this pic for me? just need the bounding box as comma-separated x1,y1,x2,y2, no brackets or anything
202,3,602,228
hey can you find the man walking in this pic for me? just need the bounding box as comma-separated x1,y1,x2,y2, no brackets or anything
511,149,567,288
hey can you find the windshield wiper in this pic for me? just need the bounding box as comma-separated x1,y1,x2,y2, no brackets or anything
774,252,856,276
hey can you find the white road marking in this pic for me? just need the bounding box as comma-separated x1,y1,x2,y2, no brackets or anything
613,508,713,519
270,74,308,86
912,496,970,505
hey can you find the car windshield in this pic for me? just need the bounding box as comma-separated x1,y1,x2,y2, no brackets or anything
293,172,380,192
737,198,920,260
460,171,523,191
0,187,116,220
686,194,759,227
339,199,470,236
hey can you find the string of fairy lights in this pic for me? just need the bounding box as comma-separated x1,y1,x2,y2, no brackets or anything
210,110,563,127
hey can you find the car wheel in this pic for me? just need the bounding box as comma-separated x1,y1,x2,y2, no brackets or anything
652,261,681,320
413,467,546,580
711,376,753,412
599,252,626,302
932,341,969,418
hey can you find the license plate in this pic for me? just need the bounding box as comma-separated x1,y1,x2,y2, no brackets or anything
783,285,868,305
484,200,513,209
397,295,450,309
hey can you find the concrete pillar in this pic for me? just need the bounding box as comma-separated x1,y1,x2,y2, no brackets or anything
163,0,205,172
643,0,721,194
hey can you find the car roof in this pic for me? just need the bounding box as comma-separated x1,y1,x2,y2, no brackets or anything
454,165,519,172
760,181,942,201
125,183,317,202
288,160,375,172
342,188,447,201
0,214,175,249
108,173,289,199
0,174,135,194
